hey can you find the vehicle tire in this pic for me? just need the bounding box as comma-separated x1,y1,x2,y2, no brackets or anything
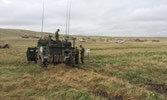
65,58,74,67
37,59,42,66
37,59,47,67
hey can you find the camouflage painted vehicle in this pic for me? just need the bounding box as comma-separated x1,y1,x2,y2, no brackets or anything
0,41,10,49
26,35,76,67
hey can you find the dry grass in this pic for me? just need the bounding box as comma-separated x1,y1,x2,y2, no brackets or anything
0,29,167,100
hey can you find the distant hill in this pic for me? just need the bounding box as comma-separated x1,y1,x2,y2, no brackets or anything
0,28,92,40
0,28,44,38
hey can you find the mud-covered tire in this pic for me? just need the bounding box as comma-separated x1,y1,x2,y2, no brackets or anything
65,56,74,66
34,60,37,64
37,59,47,67
37,59,42,66
65,60,74,67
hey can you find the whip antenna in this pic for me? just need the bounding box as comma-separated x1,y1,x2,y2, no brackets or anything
68,0,72,36
65,0,69,38
41,0,45,38
65,0,72,39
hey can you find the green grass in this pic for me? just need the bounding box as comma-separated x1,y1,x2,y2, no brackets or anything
0,28,167,100
90,46,159,50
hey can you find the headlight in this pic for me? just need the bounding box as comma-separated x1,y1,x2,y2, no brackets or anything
44,56,48,59
40,47,43,53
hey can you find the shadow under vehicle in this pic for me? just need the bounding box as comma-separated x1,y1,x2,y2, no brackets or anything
26,35,76,67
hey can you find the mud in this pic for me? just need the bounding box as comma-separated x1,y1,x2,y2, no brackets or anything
93,90,123,100
148,83,167,95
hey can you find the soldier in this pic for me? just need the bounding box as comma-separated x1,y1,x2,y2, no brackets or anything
75,46,79,64
80,45,85,64
55,29,60,41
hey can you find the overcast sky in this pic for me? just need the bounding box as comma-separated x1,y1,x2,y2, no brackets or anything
0,0,167,37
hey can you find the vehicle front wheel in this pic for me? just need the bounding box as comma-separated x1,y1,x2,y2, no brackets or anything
37,59,47,67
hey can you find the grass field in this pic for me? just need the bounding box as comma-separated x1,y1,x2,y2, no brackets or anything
0,29,167,100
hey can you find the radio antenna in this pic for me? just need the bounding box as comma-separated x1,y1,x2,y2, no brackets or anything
65,0,69,38
68,0,72,37
41,0,45,38
65,0,72,39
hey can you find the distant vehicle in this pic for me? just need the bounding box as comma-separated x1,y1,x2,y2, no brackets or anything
0,43,10,49
0,41,10,49
115,41,125,44
79,39,86,42
32,36,40,39
21,35,29,38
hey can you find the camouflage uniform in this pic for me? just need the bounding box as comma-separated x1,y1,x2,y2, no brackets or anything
55,29,60,41
75,48,79,64
80,47,85,64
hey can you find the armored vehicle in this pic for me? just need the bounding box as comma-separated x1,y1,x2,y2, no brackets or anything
26,34,76,67
0,41,10,49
